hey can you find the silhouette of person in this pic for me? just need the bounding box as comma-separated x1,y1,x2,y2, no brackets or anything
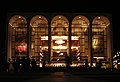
12,58,17,72
21,57,26,72
85,59,88,68
42,56,46,68
65,55,72,73
65,55,71,67
96,60,102,71
25,58,30,72
8,58,14,72
16,57,21,72
31,58,36,72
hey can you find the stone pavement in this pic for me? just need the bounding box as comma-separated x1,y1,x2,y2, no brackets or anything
20,72,110,82
0,72,120,82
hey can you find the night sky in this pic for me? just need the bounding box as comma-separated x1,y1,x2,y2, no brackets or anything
0,0,119,54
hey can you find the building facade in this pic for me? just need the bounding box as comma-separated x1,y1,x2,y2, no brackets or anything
6,13,113,68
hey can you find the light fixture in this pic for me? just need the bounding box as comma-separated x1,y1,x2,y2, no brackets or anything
39,16,41,18
59,53,63,56
52,36,68,40
71,46,78,50
59,16,61,18
55,40,65,44
52,46,67,49
98,16,101,19
78,16,81,19
18,16,21,18
56,51,60,53
57,58,59,61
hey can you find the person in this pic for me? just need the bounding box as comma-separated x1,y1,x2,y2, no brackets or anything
16,57,21,72
31,58,36,72
21,57,26,72
96,60,102,71
65,55,72,73
12,58,17,72
98,60,102,71
4,59,10,72
26,58,30,72
65,55,72,67
85,59,88,68
8,58,14,72
42,56,46,68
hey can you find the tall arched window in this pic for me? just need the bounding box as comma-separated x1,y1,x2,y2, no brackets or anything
71,15,90,64
8,15,27,59
92,16,110,62
30,15,48,61
51,15,69,63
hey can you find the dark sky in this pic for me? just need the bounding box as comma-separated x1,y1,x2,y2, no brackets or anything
0,0,119,53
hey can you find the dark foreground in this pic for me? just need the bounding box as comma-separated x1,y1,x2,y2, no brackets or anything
0,67,120,82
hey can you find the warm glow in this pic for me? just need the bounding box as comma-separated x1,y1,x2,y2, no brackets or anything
41,46,48,50
52,45,67,49
71,36,79,40
84,28,87,31
31,43,34,49
98,17,101,19
16,45,27,52
77,53,80,56
78,16,81,19
39,16,41,18
57,58,59,61
55,40,65,44
16,43,27,52
93,57,104,60
41,36,48,40
18,16,21,18
92,39,98,49
59,53,63,55
59,16,61,18
39,53,43,57
52,36,68,40
71,46,78,49
49,63,66,67
56,51,60,53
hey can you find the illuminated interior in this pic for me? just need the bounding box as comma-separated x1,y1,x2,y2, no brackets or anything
30,15,48,62
8,15,27,58
7,14,111,68
92,16,110,62
71,15,89,63
51,15,69,63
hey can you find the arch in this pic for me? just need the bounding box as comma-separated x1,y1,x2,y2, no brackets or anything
51,15,69,34
9,15,27,27
71,15,90,63
8,15,27,60
92,16,110,26
30,15,49,63
6,13,112,68
72,15,90,26
92,15,110,64
71,15,90,33
50,15,69,64
51,15,69,26
30,15,48,27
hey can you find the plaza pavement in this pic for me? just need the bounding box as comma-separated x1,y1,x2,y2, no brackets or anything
0,71,120,82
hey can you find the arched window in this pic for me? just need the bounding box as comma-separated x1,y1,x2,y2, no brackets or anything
30,15,48,61
92,16,110,62
51,15,69,63
8,15,27,59
71,15,90,63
